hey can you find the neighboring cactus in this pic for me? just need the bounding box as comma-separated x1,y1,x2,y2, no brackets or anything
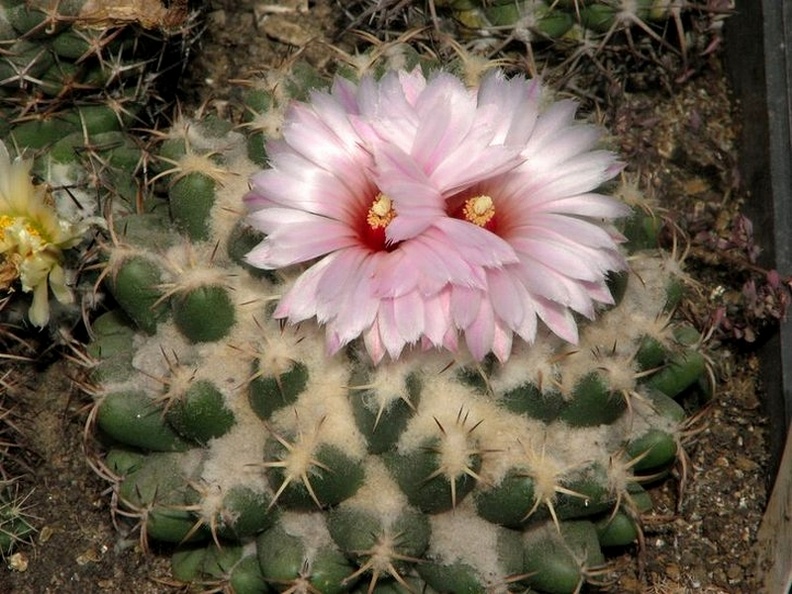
0,98,153,329
0,367,37,557
84,56,711,594
0,0,203,112
0,139,90,327
434,0,722,43
0,0,207,329
0,481,36,556
347,0,733,86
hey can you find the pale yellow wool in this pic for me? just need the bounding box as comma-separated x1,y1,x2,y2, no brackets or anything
268,353,367,459
202,413,270,492
395,371,485,455
247,106,287,141
174,448,205,480
614,385,683,439
208,152,260,247
393,370,565,485
540,422,612,474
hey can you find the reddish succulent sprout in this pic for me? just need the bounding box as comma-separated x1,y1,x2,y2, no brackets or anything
245,69,629,363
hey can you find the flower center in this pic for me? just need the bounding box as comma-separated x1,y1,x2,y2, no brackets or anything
0,215,14,243
366,194,396,229
361,193,397,252
0,215,42,246
459,195,497,232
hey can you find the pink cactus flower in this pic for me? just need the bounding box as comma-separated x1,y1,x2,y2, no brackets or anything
245,69,629,363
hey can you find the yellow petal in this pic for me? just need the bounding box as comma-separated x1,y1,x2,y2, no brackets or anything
48,264,73,305
29,280,51,327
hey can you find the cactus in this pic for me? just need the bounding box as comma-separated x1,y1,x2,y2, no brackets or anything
346,0,733,87
82,54,712,594
433,0,718,42
0,0,203,112
0,481,36,556
0,365,37,557
0,0,207,329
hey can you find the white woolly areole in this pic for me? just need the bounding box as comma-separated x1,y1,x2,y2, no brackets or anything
339,456,408,527
45,160,104,225
611,385,683,445
161,241,231,293
280,511,336,560
392,368,619,486
351,356,421,413
174,448,205,480
129,322,197,393
487,334,562,396
396,372,483,455
198,420,271,521
427,501,506,589
248,104,288,141
627,251,687,312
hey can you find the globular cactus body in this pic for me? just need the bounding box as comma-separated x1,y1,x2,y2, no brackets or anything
432,0,726,45
86,57,710,594
0,0,199,107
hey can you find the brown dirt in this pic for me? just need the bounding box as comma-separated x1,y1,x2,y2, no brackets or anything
0,1,775,593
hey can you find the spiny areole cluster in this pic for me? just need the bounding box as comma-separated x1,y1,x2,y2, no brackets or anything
85,52,711,594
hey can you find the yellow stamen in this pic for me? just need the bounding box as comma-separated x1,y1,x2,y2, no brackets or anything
462,195,495,227
0,215,43,244
366,193,396,229
0,215,12,241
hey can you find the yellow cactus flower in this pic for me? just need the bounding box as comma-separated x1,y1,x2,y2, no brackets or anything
0,141,85,327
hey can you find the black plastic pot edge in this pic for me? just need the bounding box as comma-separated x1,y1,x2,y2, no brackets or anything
724,1,792,591
725,0,791,475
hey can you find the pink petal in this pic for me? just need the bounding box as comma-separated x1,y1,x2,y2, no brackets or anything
421,290,453,346
246,209,358,268
535,299,579,344
509,236,609,282
464,299,495,361
477,71,541,145
486,268,527,329
490,319,514,362
541,193,632,218
376,300,408,359
274,257,334,321
363,320,387,364
432,218,518,269
330,75,361,112
250,156,371,220
518,213,624,249
450,286,482,328
522,100,579,157
397,68,428,104
373,144,446,241
392,291,425,345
